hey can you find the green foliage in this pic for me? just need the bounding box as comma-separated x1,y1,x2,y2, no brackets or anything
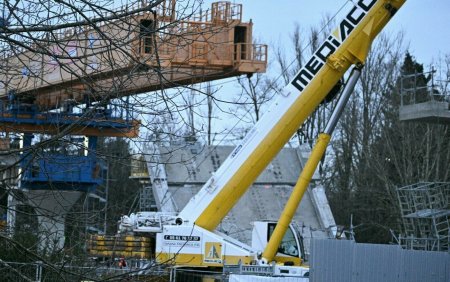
63,137,141,255
0,232,38,262
96,137,141,234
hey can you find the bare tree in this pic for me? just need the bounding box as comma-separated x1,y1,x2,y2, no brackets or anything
0,0,267,279
235,73,274,123
325,33,449,244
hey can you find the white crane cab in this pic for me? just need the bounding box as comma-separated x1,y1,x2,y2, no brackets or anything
252,221,304,266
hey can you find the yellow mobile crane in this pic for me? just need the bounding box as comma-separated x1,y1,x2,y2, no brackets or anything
116,0,406,278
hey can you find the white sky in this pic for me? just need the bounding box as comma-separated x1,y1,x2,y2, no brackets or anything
194,0,450,143
203,0,450,66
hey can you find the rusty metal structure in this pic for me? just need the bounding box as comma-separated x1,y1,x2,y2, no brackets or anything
0,0,266,113
0,0,266,252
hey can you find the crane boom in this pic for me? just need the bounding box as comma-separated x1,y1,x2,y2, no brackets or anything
262,67,362,263
112,0,408,271
178,0,406,231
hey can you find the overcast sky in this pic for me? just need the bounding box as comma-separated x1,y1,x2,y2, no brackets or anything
203,0,449,67
195,0,449,140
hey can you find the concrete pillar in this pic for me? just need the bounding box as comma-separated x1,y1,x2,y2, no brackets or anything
26,190,82,254
6,192,17,236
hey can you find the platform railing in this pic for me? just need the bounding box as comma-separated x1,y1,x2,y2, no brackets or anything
234,43,268,63
139,40,267,67
400,70,450,106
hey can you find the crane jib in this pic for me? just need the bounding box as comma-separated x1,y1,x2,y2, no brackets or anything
290,0,377,92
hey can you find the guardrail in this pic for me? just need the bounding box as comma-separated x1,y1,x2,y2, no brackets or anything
0,260,168,281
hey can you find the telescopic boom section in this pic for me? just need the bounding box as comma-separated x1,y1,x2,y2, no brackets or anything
178,0,406,230
262,67,362,264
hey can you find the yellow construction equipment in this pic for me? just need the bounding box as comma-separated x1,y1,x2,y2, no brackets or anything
112,1,407,279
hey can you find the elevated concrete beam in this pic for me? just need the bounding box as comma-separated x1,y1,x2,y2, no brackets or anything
399,101,450,124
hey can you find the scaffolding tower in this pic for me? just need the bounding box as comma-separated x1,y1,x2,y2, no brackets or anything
396,69,450,252
396,182,450,252
130,154,156,211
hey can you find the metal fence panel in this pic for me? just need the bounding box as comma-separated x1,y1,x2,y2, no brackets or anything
0,261,41,282
310,239,450,282
0,261,169,281
309,239,354,282
352,243,402,281
402,250,449,282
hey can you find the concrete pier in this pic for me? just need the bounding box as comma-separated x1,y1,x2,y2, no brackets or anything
399,101,450,124
26,190,82,254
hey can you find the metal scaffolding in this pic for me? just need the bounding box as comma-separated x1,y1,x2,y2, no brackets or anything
396,182,450,251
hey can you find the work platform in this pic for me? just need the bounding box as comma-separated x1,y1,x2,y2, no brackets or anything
399,101,450,124
0,1,267,110
399,70,450,124
0,108,140,137
0,0,267,255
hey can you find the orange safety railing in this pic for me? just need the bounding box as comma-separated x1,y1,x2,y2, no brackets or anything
211,2,242,23
137,40,268,66
156,1,242,25
234,43,267,63
189,2,242,24
138,35,175,58
139,36,154,55
156,0,177,21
